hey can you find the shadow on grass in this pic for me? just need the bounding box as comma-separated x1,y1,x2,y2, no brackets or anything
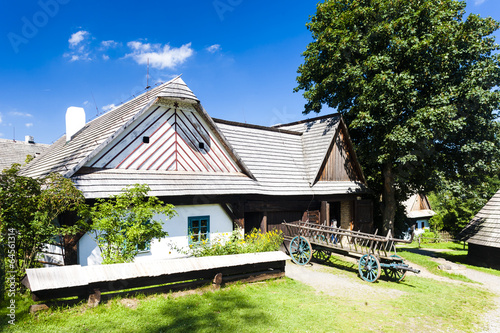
311,252,420,286
401,247,500,271
150,288,271,332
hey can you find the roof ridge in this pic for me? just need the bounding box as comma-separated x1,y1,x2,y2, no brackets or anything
213,118,302,135
86,76,182,125
272,112,341,128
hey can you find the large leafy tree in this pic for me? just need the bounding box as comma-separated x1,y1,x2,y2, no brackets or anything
82,184,176,264
0,164,85,290
296,0,500,234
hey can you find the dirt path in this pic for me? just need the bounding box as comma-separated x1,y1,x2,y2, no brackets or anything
410,248,500,333
285,251,500,332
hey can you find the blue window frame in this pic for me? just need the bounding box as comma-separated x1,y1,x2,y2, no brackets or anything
188,216,210,244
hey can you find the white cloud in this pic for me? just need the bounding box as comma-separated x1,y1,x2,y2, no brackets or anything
125,41,194,69
475,0,486,4
100,40,120,49
206,44,221,53
65,30,92,61
102,104,117,112
102,54,110,61
69,30,89,48
25,123,33,128
9,111,32,117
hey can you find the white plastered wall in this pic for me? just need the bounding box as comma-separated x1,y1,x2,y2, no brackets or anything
77,204,233,266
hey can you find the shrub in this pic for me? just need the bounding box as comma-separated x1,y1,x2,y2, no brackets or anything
188,228,284,257
418,229,442,244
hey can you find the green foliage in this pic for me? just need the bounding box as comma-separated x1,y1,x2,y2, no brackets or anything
187,228,284,257
417,229,441,244
296,0,500,233
82,184,176,264
428,176,500,235
1,273,494,332
0,164,85,292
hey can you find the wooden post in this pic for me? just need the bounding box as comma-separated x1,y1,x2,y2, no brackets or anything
88,289,101,308
320,201,330,225
212,273,223,290
260,212,268,233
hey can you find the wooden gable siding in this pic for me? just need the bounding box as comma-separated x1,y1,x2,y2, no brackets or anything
319,129,361,182
86,103,239,173
412,194,430,211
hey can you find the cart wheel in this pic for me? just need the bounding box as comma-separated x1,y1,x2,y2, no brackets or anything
384,255,407,282
289,236,312,265
312,249,331,263
358,254,381,282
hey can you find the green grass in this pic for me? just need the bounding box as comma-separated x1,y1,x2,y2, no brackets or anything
398,241,467,251
398,241,500,278
396,250,477,283
0,271,494,333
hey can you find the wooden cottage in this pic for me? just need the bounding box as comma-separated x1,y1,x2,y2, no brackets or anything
20,76,371,266
403,194,435,234
459,189,500,268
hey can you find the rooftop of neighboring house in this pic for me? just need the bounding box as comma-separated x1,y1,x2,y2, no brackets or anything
0,136,50,171
460,189,500,249
404,193,436,219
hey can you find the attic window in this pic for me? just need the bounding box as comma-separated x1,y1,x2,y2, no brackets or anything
143,136,150,144
198,142,205,149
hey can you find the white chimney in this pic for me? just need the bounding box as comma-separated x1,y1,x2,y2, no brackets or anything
66,107,86,142
25,135,34,144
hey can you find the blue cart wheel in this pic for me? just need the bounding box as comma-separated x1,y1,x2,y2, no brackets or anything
358,254,381,282
384,254,407,282
289,236,312,265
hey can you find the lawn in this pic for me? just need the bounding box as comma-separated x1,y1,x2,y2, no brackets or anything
0,261,494,333
398,241,500,278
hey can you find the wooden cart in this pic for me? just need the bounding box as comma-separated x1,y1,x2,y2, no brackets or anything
282,221,420,282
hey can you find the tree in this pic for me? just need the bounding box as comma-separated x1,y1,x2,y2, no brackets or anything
0,164,85,290
428,175,500,235
296,0,500,234
82,184,176,264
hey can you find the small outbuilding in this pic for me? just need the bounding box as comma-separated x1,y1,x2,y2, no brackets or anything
459,189,500,268
404,194,435,235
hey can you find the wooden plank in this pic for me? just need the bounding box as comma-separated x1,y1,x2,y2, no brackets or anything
24,252,289,301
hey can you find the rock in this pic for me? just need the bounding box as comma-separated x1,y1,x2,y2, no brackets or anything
29,304,49,314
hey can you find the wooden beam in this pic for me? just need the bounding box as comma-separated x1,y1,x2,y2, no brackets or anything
260,212,268,233
320,201,330,225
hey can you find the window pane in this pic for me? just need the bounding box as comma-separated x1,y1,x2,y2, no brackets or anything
188,216,210,244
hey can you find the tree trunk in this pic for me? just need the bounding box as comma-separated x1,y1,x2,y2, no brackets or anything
382,163,396,235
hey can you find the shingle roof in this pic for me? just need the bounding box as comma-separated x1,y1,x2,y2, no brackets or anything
21,77,368,199
460,189,500,249
274,115,343,184
404,194,436,219
215,118,366,196
0,139,50,171
20,77,190,179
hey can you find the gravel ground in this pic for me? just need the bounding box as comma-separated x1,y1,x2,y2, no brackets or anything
285,251,500,332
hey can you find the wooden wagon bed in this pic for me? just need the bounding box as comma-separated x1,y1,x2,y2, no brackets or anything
282,221,420,282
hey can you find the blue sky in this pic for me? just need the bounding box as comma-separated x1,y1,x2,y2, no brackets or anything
0,0,498,144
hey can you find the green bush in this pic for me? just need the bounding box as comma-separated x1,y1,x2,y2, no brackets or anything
188,228,284,257
418,229,442,244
